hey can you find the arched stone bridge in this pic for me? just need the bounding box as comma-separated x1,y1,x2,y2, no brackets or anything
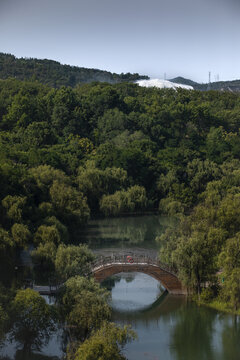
91,254,186,295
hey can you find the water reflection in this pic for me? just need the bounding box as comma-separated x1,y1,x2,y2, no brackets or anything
105,272,165,312
78,215,176,249
0,330,64,360
2,213,240,360
110,272,240,360
1,270,240,360
0,318,64,360
169,303,216,360
220,316,240,360
170,306,240,360
14,351,59,360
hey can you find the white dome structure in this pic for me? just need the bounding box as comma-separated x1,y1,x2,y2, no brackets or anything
136,78,193,90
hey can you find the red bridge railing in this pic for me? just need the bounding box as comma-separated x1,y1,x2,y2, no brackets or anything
91,254,177,277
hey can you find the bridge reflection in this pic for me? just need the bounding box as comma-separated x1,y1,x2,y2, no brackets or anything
91,254,186,295
112,292,187,324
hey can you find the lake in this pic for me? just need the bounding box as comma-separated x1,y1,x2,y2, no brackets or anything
1,215,240,360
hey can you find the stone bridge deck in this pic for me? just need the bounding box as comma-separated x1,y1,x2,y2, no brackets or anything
91,255,187,295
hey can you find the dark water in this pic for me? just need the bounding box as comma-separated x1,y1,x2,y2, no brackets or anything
110,272,240,360
78,214,177,250
1,215,240,360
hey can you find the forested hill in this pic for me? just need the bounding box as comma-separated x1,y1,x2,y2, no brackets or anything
0,53,149,88
1,77,240,316
170,76,240,92
2,52,240,92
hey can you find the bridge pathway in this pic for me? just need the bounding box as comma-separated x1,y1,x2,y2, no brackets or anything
91,254,186,295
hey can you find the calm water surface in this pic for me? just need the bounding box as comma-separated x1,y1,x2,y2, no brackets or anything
1,216,240,360
110,272,240,360
79,214,177,250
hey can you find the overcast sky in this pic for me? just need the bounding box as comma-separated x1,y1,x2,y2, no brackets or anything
0,0,240,82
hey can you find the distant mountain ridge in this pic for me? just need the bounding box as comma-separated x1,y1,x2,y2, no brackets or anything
0,53,149,88
1,53,240,92
170,76,240,92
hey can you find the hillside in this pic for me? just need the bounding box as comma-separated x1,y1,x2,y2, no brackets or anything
0,53,149,88
1,53,240,92
1,76,240,338
170,76,240,92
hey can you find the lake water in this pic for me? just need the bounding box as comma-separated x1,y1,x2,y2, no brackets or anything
1,215,240,360
79,214,177,250
110,272,240,360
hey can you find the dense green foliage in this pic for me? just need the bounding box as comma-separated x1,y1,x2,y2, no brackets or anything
10,288,55,351
1,78,240,290
57,271,135,359
0,53,148,88
158,162,240,307
62,276,111,340
69,322,136,360
55,244,95,280
1,70,240,358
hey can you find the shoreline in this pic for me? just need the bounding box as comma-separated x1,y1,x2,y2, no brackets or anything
197,299,240,316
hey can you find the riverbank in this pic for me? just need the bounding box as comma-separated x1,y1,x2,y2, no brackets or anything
198,299,240,316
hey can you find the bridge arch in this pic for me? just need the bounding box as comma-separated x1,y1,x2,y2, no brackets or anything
91,255,186,295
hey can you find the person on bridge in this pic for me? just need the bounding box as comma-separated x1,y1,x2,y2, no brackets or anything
127,256,134,263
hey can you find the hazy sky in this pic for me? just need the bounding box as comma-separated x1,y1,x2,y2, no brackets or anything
1,0,240,82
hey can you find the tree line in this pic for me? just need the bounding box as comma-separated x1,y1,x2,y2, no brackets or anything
0,53,148,88
1,76,240,356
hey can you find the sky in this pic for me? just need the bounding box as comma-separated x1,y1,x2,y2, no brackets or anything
0,0,240,83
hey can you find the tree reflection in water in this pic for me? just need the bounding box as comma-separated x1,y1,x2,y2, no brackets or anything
14,350,59,360
110,272,240,360
79,215,177,248
169,303,216,360
10,289,56,356
221,315,240,360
